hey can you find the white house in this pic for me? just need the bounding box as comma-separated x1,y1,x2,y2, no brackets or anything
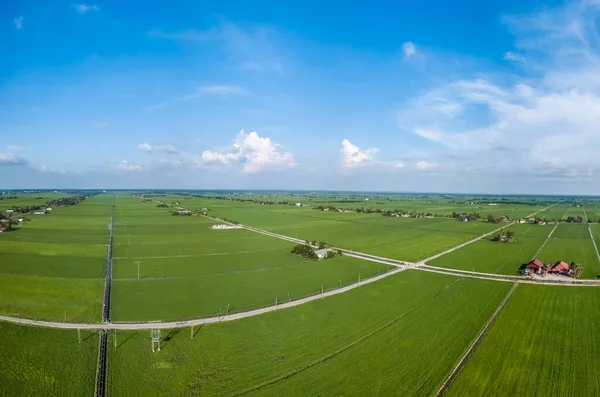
314,248,334,259
6,209,13,214
33,208,47,215
295,203,302,207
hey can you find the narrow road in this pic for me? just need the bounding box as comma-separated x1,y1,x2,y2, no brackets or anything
589,225,600,263
435,283,519,396
530,223,558,260
0,267,407,330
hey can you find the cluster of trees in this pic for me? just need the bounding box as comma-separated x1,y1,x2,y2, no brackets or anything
157,203,170,208
291,244,318,260
172,210,192,216
492,230,516,243
571,262,583,279
487,215,510,224
0,195,19,200
564,216,584,223
452,212,481,221
6,194,91,215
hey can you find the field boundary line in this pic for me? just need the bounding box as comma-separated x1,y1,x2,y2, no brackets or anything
589,225,600,264
435,283,519,397
530,223,558,260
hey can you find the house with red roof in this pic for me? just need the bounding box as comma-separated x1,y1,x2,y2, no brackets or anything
526,258,544,275
547,261,570,275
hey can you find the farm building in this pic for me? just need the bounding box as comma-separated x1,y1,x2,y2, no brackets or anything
547,261,570,275
314,248,334,259
0,226,5,233
6,209,13,214
33,208,47,215
295,203,302,206
526,259,544,274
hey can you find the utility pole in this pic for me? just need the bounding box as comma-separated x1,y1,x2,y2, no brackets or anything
135,261,141,280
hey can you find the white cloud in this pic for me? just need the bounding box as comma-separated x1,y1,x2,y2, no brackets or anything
416,161,438,171
116,160,142,172
73,4,99,14
394,161,406,169
6,145,25,152
201,130,294,173
340,139,377,168
13,16,23,30
402,41,416,58
503,51,526,63
0,153,25,165
138,143,179,154
200,85,247,96
396,1,600,181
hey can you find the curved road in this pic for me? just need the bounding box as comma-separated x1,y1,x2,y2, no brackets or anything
4,201,595,331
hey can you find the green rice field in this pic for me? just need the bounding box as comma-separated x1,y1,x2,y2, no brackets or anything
0,322,98,396
447,285,600,396
107,271,511,396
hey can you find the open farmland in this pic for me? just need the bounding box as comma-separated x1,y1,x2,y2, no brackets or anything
107,271,511,397
538,237,600,279
191,199,503,262
427,228,545,274
446,285,600,396
0,322,98,396
0,195,109,322
552,223,590,239
110,196,391,321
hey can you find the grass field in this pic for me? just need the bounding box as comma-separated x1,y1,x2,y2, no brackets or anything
111,196,392,321
0,322,98,396
0,195,110,322
447,285,600,396
107,270,511,396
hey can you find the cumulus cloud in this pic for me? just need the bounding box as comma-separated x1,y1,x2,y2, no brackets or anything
73,4,99,14
0,153,25,165
394,161,406,169
402,41,416,58
201,130,294,173
115,160,142,172
13,16,23,30
138,143,179,154
340,139,377,168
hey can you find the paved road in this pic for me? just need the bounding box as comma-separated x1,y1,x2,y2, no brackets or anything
0,267,407,330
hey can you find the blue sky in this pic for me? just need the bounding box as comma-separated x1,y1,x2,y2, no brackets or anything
2,0,600,194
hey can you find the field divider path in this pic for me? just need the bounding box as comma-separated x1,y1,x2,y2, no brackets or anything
530,223,558,260
435,282,519,397
589,225,600,263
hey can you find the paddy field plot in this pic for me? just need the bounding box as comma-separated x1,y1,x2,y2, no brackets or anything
538,237,600,279
0,195,110,322
107,271,511,397
111,196,391,321
552,223,590,239
427,231,545,275
200,201,501,262
447,285,600,397
0,322,98,397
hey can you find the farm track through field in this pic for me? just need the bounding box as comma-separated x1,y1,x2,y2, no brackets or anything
530,223,558,260
435,283,519,397
589,225,600,264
